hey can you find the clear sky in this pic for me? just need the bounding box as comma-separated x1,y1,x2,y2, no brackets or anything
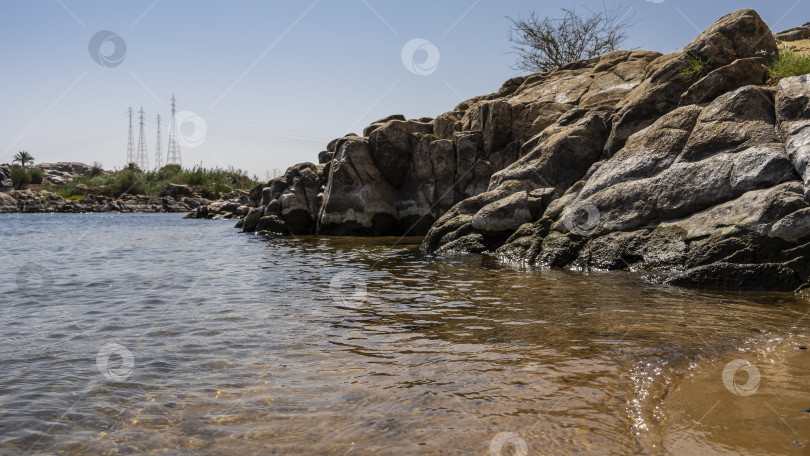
0,0,805,178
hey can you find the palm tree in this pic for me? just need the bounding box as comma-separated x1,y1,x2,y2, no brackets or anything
13,151,34,169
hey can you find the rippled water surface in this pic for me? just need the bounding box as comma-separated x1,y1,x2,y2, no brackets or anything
1,213,809,455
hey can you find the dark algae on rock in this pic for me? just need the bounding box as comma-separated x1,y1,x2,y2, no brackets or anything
229,9,810,292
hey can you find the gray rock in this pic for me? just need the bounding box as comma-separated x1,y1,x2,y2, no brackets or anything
605,9,777,156
679,57,768,106
256,215,288,235
159,183,195,198
318,137,399,235
242,208,263,232
776,74,810,197
0,165,12,190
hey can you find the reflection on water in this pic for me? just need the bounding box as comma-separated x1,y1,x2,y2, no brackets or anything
0,213,808,455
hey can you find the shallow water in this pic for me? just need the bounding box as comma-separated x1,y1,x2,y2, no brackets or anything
0,213,808,455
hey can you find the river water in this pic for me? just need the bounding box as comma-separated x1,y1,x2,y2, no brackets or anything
1,213,808,455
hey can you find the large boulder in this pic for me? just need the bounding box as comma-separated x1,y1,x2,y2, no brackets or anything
318,137,400,235
604,8,778,156
257,163,324,234
679,57,767,106
0,192,17,211
159,183,195,199
367,120,433,188
0,165,12,191
34,162,95,185
776,74,810,198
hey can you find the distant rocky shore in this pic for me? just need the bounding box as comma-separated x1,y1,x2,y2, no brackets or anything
0,163,249,216
215,9,810,292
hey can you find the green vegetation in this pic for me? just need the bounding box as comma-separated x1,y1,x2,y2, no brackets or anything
679,52,711,85
53,164,259,199
13,151,34,169
766,45,810,84
28,168,44,185
10,165,30,190
9,165,47,189
89,163,104,177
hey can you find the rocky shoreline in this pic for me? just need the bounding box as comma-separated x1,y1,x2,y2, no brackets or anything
0,177,250,217
218,9,810,292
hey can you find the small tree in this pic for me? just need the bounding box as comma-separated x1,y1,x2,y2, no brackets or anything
10,165,30,189
13,151,34,169
507,4,634,73
28,168,44,184
90,162,104,177
124,162,142,173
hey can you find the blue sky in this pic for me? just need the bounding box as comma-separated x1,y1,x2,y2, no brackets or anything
0,0,805,177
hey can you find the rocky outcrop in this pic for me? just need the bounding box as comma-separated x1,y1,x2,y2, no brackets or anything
34,162,96,185
604,8,777,156
229,9,809,291
487,84,809,291
238,48,660,235
775,22,810,42
419,10,810,292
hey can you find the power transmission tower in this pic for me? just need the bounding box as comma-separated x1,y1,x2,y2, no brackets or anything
126,107,134,165
154,114,163,170
166,95,182,166
135,107,149,170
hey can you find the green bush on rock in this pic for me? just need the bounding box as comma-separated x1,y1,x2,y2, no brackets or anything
766,45,810,83
28,168,44,185
10,165,30,190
